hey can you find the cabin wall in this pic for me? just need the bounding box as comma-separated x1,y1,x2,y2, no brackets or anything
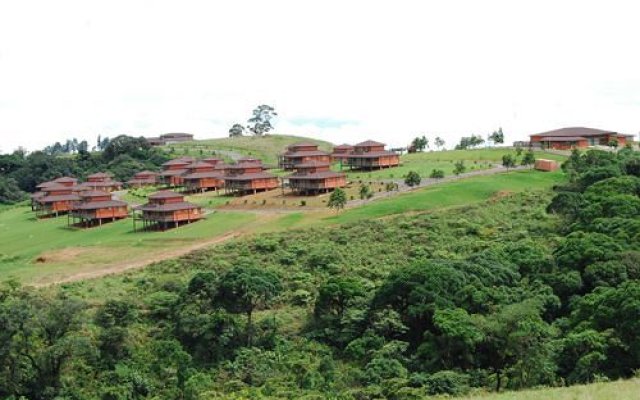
250,178,279,190
95,207,129,219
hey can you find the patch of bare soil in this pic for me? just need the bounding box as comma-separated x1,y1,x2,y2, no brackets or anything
36,213,282,287
33,247,89,264
34,232,240,287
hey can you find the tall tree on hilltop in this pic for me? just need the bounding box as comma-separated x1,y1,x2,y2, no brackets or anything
247,105,277,136
411,136,429,152
228,123,246,137
489,128,505,145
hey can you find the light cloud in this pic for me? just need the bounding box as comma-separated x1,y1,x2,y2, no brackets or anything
1,0,639,153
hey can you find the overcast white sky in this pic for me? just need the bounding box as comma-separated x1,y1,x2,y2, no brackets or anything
1,0,639,153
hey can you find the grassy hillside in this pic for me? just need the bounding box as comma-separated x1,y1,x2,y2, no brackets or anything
0,208,257,284
163,134,334,165
329,169,565,224
0,168,564,285
460,378,640,400
338,148,566,180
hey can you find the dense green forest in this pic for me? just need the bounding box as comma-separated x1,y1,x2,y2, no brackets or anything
1,148,639,399
0,136,168,203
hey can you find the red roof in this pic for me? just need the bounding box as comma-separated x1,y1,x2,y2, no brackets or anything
36,181,56,188
75,200,128,210
158,169,188,177
183,171,225,179
289,171,345,180
533,127,633,138
202,157,223,164
136,202,200,212
162,159,192,167
80,181,122,187
348,151,398,158
354,140,386,147
53,176,77,183
333,144,354,150
148,190,184,200
224,172,277,181
282,150,331,158
538,136,587,141
186,161,215,169
79,190,112,197
38,194,81,203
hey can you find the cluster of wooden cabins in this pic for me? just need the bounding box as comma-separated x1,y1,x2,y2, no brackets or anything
30,140,400,230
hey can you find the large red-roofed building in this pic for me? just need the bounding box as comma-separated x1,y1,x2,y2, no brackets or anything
530,127,634,150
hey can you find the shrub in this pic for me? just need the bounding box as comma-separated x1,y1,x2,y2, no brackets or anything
429,169,445,179
404,171,421,187
425,370,470,396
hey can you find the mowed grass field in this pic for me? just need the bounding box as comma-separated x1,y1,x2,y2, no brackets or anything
459,378,640,400
164,134,334,165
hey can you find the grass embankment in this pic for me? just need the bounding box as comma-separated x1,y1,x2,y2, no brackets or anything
163,134,334,165
460,378,640,400
328,169,565,224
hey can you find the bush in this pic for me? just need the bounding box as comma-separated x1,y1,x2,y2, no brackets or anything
404,171,421,187
429,169,444,179
425,370,470,396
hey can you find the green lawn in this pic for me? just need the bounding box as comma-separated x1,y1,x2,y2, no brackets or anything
337,148,566,181
0,207,256,284
459,378,640,400
163,134,334,165
326,169,565,224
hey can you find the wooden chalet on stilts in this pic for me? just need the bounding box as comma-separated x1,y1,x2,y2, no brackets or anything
126,171,158,188
52,176,78,187
224,161,279,195
33,184,81,218
133,190,202,231
287,161,346,195
68,190,128,227
345,140,400,170
157,158,194,187
78,172,123,191
278,142,332,170
331,144,354,164
182,161,225,193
